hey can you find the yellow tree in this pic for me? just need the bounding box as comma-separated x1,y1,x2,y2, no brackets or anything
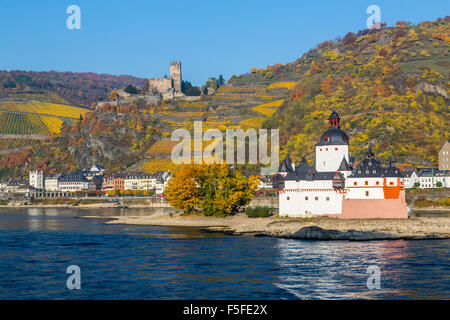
165,164,259,217
165,165,201,214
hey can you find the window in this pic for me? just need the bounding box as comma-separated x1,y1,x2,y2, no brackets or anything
366,191,369,197
365,181,368,185
286,196,290,200
315,197,319,201
354,182,357,186
305,196,308,200
326,148,328,151
376,181,380,185
320,149,322,151
335,148,338,151
389,182,394,185
326,197,330,201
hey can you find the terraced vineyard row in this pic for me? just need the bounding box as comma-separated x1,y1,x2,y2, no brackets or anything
0,112,52,135
0,101,89,119
0,138,37,150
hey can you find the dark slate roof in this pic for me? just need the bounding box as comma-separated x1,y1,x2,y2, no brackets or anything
419,170,448,177
349,146,405,178
59,172,89,182
338,157,352,171
316,127,349,146
349,156,385,178
383,165,404,178
329,110,340,119
279,154,294,172
402,171,415,178
365,145,375,158
284,171,335,181
7,178,29,187
295,158,312,173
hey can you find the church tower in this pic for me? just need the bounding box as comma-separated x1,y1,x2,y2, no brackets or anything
315,110,349,172
170,61,182,92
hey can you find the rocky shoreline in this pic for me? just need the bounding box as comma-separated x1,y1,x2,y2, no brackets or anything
84,212,450,241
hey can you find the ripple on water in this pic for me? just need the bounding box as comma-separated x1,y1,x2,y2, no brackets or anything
0,209,449,299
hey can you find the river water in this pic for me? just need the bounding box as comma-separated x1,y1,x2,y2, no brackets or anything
0,207,448,299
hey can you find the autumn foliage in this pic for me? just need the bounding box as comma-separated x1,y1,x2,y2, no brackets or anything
165,164,259,217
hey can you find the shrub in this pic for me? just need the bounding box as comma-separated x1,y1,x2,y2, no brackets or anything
245,206,271,218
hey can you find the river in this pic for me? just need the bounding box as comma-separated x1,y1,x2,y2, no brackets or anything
0,207,448,299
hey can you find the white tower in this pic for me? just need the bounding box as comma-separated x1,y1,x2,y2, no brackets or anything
29,170,44,191
315,111,349,172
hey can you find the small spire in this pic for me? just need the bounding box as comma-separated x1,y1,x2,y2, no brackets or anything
365,144,374,158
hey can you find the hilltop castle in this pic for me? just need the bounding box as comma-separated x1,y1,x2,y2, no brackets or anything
147,61,184,100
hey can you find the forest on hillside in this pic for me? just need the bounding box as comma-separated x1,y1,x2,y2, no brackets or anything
0,70,147,107
253,18,449,166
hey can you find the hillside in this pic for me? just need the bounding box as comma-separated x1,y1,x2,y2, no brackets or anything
235,17,450,166
0,17,448,177
0,70,147,107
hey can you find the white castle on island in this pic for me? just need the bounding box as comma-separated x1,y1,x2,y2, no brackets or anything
274,110,408,219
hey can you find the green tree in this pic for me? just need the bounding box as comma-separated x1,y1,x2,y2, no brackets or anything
181,81,201,96
124,85,139,94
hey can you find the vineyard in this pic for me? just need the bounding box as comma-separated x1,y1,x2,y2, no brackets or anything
0,101,89,119
0,111,64,135
0,138,37,150
239,117,266,128
267,82,297,89
252,99,285,117
0,112,51,135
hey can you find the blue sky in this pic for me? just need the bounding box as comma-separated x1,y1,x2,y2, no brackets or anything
0,0,448,85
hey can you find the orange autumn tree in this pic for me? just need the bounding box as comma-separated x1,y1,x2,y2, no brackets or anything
165,164,259,217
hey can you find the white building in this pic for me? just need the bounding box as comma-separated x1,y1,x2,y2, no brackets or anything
417,170,448,188
124,172,156,191
404,169,449,189
58,172,90,192
44,174,61,192
90,164,105,174
29,170,44,191
275,111,407,219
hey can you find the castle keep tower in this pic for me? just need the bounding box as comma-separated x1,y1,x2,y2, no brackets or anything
315,110,349,172
170,61,182,92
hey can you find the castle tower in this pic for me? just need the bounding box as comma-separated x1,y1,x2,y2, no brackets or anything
170,61,182,92
29,170,44,191
315,110,349,172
